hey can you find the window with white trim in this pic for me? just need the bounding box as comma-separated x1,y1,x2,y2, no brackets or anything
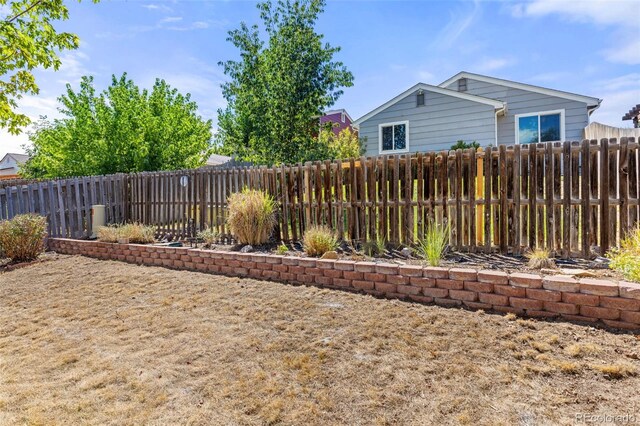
379,121,409,153
515,110,565,144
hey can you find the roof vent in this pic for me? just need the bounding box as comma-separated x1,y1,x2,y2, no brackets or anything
458,78,468,92
417,90,425,106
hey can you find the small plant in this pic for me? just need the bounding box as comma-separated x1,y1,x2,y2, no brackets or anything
226,189,276,245
276,243,288,255
416,220,450,266
451,140,480,150
197,227,218,248
0,214,47,262
362,235,386,257
525,248,555,269
607,226,640,282
97,223,155,244
303,225,338,257
96,225,119,243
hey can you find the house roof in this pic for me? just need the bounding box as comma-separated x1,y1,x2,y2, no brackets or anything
353,83,506,125
438,71,602,109
322,109,354,123
205,153,232,166
622,104,640,121
0,152,30,165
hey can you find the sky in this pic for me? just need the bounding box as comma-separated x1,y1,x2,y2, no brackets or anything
1,0,639,158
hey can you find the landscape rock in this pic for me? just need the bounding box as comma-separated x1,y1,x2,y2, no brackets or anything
558,268,598,278
320,251,339,260
240,245,254,253
589,257,610,270
400,247,413,258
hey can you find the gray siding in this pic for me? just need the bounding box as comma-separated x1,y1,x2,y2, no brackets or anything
445,78,589,145
359,89,496,156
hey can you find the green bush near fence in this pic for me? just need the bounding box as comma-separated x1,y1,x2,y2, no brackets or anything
607,227,640,283
0,214,47,262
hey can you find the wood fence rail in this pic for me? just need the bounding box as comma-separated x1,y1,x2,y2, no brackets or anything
1,138,638,258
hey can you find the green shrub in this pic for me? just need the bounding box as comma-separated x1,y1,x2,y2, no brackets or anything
362,235,386,257
451,140,480,150
416,220,450,266
607,227,640,282
303,225,338,257
197,227,218,248
226,189,276,245
276,243,288,255
97,223,155,244
0,214,47,262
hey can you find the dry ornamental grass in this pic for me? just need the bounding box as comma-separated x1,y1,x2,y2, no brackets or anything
1,256,639,425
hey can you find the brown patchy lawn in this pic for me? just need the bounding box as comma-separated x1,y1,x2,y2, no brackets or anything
1,256,639,425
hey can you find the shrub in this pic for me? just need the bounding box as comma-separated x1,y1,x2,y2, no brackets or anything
416,220,449,266
0,214,47,262
451,140,480,150
303,225,338,257
226,189,276,245
197,227,218,248
362,235,386,257
607,226,640,282
525,248,556,269
96,223,155,244
96,225,119,243
276,243,288,255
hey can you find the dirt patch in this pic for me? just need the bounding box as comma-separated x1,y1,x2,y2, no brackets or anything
1,256,639,425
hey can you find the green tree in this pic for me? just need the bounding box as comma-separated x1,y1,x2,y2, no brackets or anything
317,126,365,160
216,0,353,165
22,73,213,178
1,0,95,134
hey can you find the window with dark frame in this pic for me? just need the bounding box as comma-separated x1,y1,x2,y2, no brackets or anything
417,92,425,106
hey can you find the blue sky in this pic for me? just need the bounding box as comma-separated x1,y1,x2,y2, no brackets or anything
1,0,639,158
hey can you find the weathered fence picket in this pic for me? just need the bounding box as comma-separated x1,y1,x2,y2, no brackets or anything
1,138,639,257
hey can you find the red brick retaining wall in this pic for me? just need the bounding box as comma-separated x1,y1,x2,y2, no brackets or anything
49,238,640,331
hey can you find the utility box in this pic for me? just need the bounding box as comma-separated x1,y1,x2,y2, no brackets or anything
91,205,106,238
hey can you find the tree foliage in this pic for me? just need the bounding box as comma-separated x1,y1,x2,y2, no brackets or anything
316,126,364,160
22,73,213,178
1,0,94,134
451,140,480,150
216,0,354,165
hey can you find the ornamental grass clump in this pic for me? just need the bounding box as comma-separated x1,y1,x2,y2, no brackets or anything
226,189,276,245
0,214,47,262
607,226,640,282
416,220,449,266
303,225,338,257
97,223,155,244
197,227,218,248
525,248,556,270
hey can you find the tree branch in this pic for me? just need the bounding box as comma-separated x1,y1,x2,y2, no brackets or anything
5,0,44,23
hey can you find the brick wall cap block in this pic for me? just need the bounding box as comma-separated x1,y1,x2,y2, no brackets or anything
298,258,317,267
579,278,619,296
316,259,335,269
354,261,377,272
477,270,509,284
334,260,356,271
398,265,424,277
509,273,543,288
542,275,579,292
264,255,282,264
375,263,398,274
619,282,640,300
282,257,299,266
424,266,449,279
449,268,477,281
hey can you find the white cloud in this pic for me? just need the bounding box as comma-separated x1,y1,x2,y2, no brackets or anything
56,50,92,84
529,71,572,83
141,3,173,13
432,0,481,49
159,16,182,24
512,0,640,64
589,73,640,127
474,57,516,73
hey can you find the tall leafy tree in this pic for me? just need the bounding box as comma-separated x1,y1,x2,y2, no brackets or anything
216,0,353,165
1,0,95,134
22,73,213,178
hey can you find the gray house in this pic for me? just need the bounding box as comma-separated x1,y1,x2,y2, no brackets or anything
354,72,601,156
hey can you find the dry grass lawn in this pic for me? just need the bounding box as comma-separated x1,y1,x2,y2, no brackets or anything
1,256,639,425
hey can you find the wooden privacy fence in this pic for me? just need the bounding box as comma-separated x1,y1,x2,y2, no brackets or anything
1,138,639,257
0,175,127,238
126,138,640,258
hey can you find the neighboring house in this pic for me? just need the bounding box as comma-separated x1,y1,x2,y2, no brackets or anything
622,104,639,128
205,153,232,166
0,153,29,179
320,109,355,135
354,71,601,156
